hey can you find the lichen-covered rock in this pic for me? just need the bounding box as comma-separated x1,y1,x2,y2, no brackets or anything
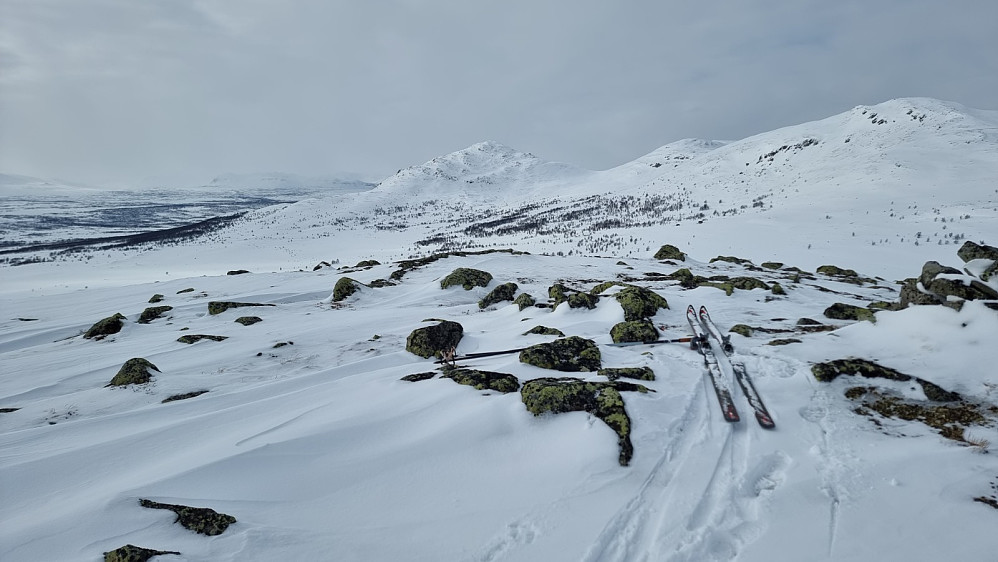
208,301,275,315
177,334,228,344
566,292,599,310
520,377,650,466
84,313,126,339
771,282,786,296
710,256,753,266
767,338,801,346
514,293,536,310
926,276,998,304
667,268,701,289
177,288,195,294
519,336,601,372
162,390,208,403
139,499,236,536
401,372,437,382
599,367,656,381
523,326,565,336
107,358,159,386
234,316,263,326
589,281,624,295
957,240,998,263
440,367,520,393
610,320,659,344
731,277,771,291
810,359,964,404
614,286,669,321
333,277,363,302
918,261,962,288
549,283,569,308
761,262,783,269
899,278,939,307
823,303,876,323
441,267,493,290
148,294,164,303
479,282,518,309
817,264,859,278
406,320,464,359
654,244,686,261
137,306,173,324
355,259,381,268
104,544,181,562
729,324,753,337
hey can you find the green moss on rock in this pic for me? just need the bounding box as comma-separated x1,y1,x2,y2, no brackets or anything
177,334,228,344
139,499,236,536
520,377,650,466
441,267,493,290
614,286,669,321
148,294,164,303
654,244,686,261
208,302,275,315
333,277,363,302
234,316,263,326
514,293,536,310
729,324,753,337
566,292,599,310
104,544,181,562
817,264,859,278
440,366,520,393
355,259,381,268
710,255,753,266
479,282,518,309
406,320,464,359
519,336,601,372
599,367,656,381
84,313,126,339
823,303,876,323
610,319,659,344
731,277,771,291
523,326,565,336
107,358,160,386
137,306,173,324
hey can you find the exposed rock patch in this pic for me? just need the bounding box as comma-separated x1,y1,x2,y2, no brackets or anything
104,544,181,562
519,336,601,372
107,358,159,386
162,390,208,403
84,313,126,340
333,277,363,302
139,499,237,536
208,302,275,315
406,320,464,359
599,367,655,381
613,286,669,321
514,293,536,310
137,306,172,324
610,319,659,344
523,326,565,337
177,334,228,344
234,316,263,326
148,294,164,303
823,303,876,323
401,372,437,382
653,244,686,261
479,282,518,309
440,366,520,393
441,267,493,290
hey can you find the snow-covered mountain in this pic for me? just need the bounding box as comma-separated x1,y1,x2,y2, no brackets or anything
1,98,997,561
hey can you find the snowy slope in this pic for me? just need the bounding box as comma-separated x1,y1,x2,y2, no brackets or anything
2,97,998,561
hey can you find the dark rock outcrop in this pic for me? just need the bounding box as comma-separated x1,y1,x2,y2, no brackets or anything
234,316,263,326
653,244,686,261
523,326,565,336
137,306,172,324
177,334,228,344
614,286,669,321
440,367,520,393
479,282,518,309
107,358,159,386
514,293,536,310
957,241,998,263
519,336,601,372
84,313,127,339
440,267,493,290
333,277,363,302
599,367,656,381
823,303,876,323
610,319,659,344
208,302,275,315
406,320,464,359
139,499,236,536
104,544,181,562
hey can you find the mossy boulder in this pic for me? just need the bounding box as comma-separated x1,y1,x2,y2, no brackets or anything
440,367,520,393
667,268,702,289
107,358,160,386
355,259,381,268
599,367,656,381
731,276,771,291
441,267,493,290
710,256,753,266
918,261,962,287
139,499,236,536
817,264,859,278
654,244,686,261
104,544,181,562
523,326,565,336
767,338,801,346
925,276,998,304
479,282,518,309
368,278,395,288
761,262,784,269
401,372,437,382
771,282,786,295
614,286,669,321
177,334,228,344
514,293,536,310
899,278,939,307
729,324,753,337
566,292,600,310
137,306,173,324
811,359,962,402
84,313,126,339
520,377,650,466
234,316,263,326
589,281,625,295
519,336,601,372
610,319,659,344
208,302,275,315
549,283,569,307
148,294,164,304
957,241,998,263
333,277,363,302
405,320,464,359
823,303,876,323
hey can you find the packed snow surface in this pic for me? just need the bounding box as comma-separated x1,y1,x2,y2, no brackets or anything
1,98,997,561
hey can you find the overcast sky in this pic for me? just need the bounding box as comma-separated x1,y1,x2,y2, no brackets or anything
2,0,996,187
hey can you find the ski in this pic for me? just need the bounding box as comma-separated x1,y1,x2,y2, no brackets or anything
686,305,740,423
698,306,776,429
606,337,694,347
